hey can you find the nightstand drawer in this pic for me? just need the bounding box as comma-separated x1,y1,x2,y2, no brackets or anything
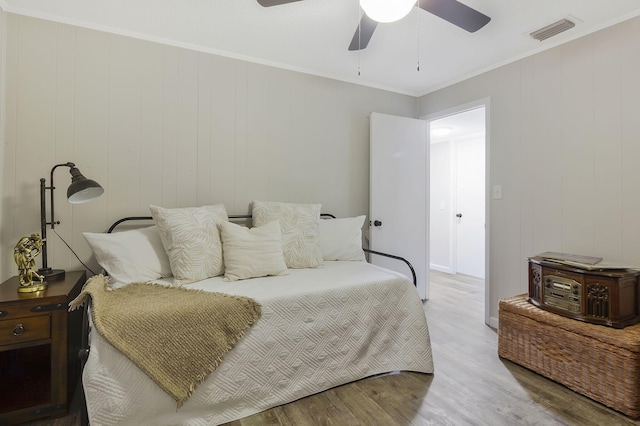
0,302,55,320
0,315,50,346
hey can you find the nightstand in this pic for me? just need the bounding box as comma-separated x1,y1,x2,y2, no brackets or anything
0,270,85,425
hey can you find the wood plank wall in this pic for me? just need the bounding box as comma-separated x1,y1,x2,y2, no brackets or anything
418,15,640,325
0,13,417,280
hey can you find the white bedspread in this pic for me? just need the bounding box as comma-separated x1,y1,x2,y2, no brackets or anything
83,261,433,425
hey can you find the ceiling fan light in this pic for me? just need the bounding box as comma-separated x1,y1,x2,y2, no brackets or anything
360,0,414,23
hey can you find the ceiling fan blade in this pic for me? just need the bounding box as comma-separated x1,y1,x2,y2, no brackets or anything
348,14,378,51
257,0,303,6
419,0,490,32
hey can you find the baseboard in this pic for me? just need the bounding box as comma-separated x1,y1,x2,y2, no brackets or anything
487,316,498,329
430,264,452,274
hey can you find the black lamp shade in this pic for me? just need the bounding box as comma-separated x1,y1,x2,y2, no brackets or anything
67,167,104,204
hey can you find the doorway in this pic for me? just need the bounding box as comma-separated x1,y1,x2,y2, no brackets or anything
429,107,485,278
429,106,485,278
425,101,490,325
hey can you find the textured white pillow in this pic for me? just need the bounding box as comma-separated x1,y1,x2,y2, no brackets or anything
318,216,367,261
149,204,228,285
220,220,288,281
252,201,324,269
83,226,172,285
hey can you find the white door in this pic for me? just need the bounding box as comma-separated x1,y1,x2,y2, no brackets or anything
369,112,428,300
455,137,485,278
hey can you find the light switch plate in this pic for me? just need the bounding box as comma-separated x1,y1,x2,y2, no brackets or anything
492,185,503,200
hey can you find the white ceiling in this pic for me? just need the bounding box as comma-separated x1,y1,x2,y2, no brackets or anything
2,0,640,96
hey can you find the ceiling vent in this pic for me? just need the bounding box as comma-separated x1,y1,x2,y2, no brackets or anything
530,18,575,41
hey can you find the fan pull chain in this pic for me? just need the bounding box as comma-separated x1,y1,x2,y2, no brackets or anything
358,33,361,76
416,0,421,71
357,0,361,76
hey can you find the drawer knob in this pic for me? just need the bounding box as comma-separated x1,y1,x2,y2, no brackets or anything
13,323,25,336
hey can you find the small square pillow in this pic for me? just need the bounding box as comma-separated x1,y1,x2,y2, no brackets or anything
220,220,288,281
318,216,367,261
252,201,324,269
150,204,228,285
83,225,172,285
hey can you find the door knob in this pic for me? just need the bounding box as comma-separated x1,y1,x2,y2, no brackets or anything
456,213,462,218
373,220,382,227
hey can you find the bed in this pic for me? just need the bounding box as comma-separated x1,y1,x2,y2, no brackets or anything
76,202,433,425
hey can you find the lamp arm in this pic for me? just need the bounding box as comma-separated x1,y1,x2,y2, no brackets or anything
39,162,75,274
48,162,75,230
39,177,49,272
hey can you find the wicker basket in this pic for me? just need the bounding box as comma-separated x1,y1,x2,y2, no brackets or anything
498,294,640,418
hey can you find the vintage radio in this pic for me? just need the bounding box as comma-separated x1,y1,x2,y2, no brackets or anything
527,256,640,328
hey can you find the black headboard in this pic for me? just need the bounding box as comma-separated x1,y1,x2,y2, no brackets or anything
107,213,336,233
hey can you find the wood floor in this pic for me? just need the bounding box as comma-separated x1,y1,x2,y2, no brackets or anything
26,271,640,425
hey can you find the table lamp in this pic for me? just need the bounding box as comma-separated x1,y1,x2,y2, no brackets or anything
38,162,104,281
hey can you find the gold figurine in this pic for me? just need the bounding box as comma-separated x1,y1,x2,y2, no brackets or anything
13,233,47,293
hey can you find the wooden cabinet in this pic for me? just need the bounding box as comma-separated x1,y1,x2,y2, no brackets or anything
0,271,85,424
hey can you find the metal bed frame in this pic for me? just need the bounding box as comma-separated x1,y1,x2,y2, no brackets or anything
105,214,417,285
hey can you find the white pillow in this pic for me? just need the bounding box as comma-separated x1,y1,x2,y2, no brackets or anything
220,220,288,281
149,204,228,285
252,201,324,269
318,216,367,261
83,226,172,285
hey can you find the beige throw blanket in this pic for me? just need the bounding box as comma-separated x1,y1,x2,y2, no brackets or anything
69,274,261,407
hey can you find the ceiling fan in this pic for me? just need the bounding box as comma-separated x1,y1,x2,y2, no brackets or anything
257,0,491,51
